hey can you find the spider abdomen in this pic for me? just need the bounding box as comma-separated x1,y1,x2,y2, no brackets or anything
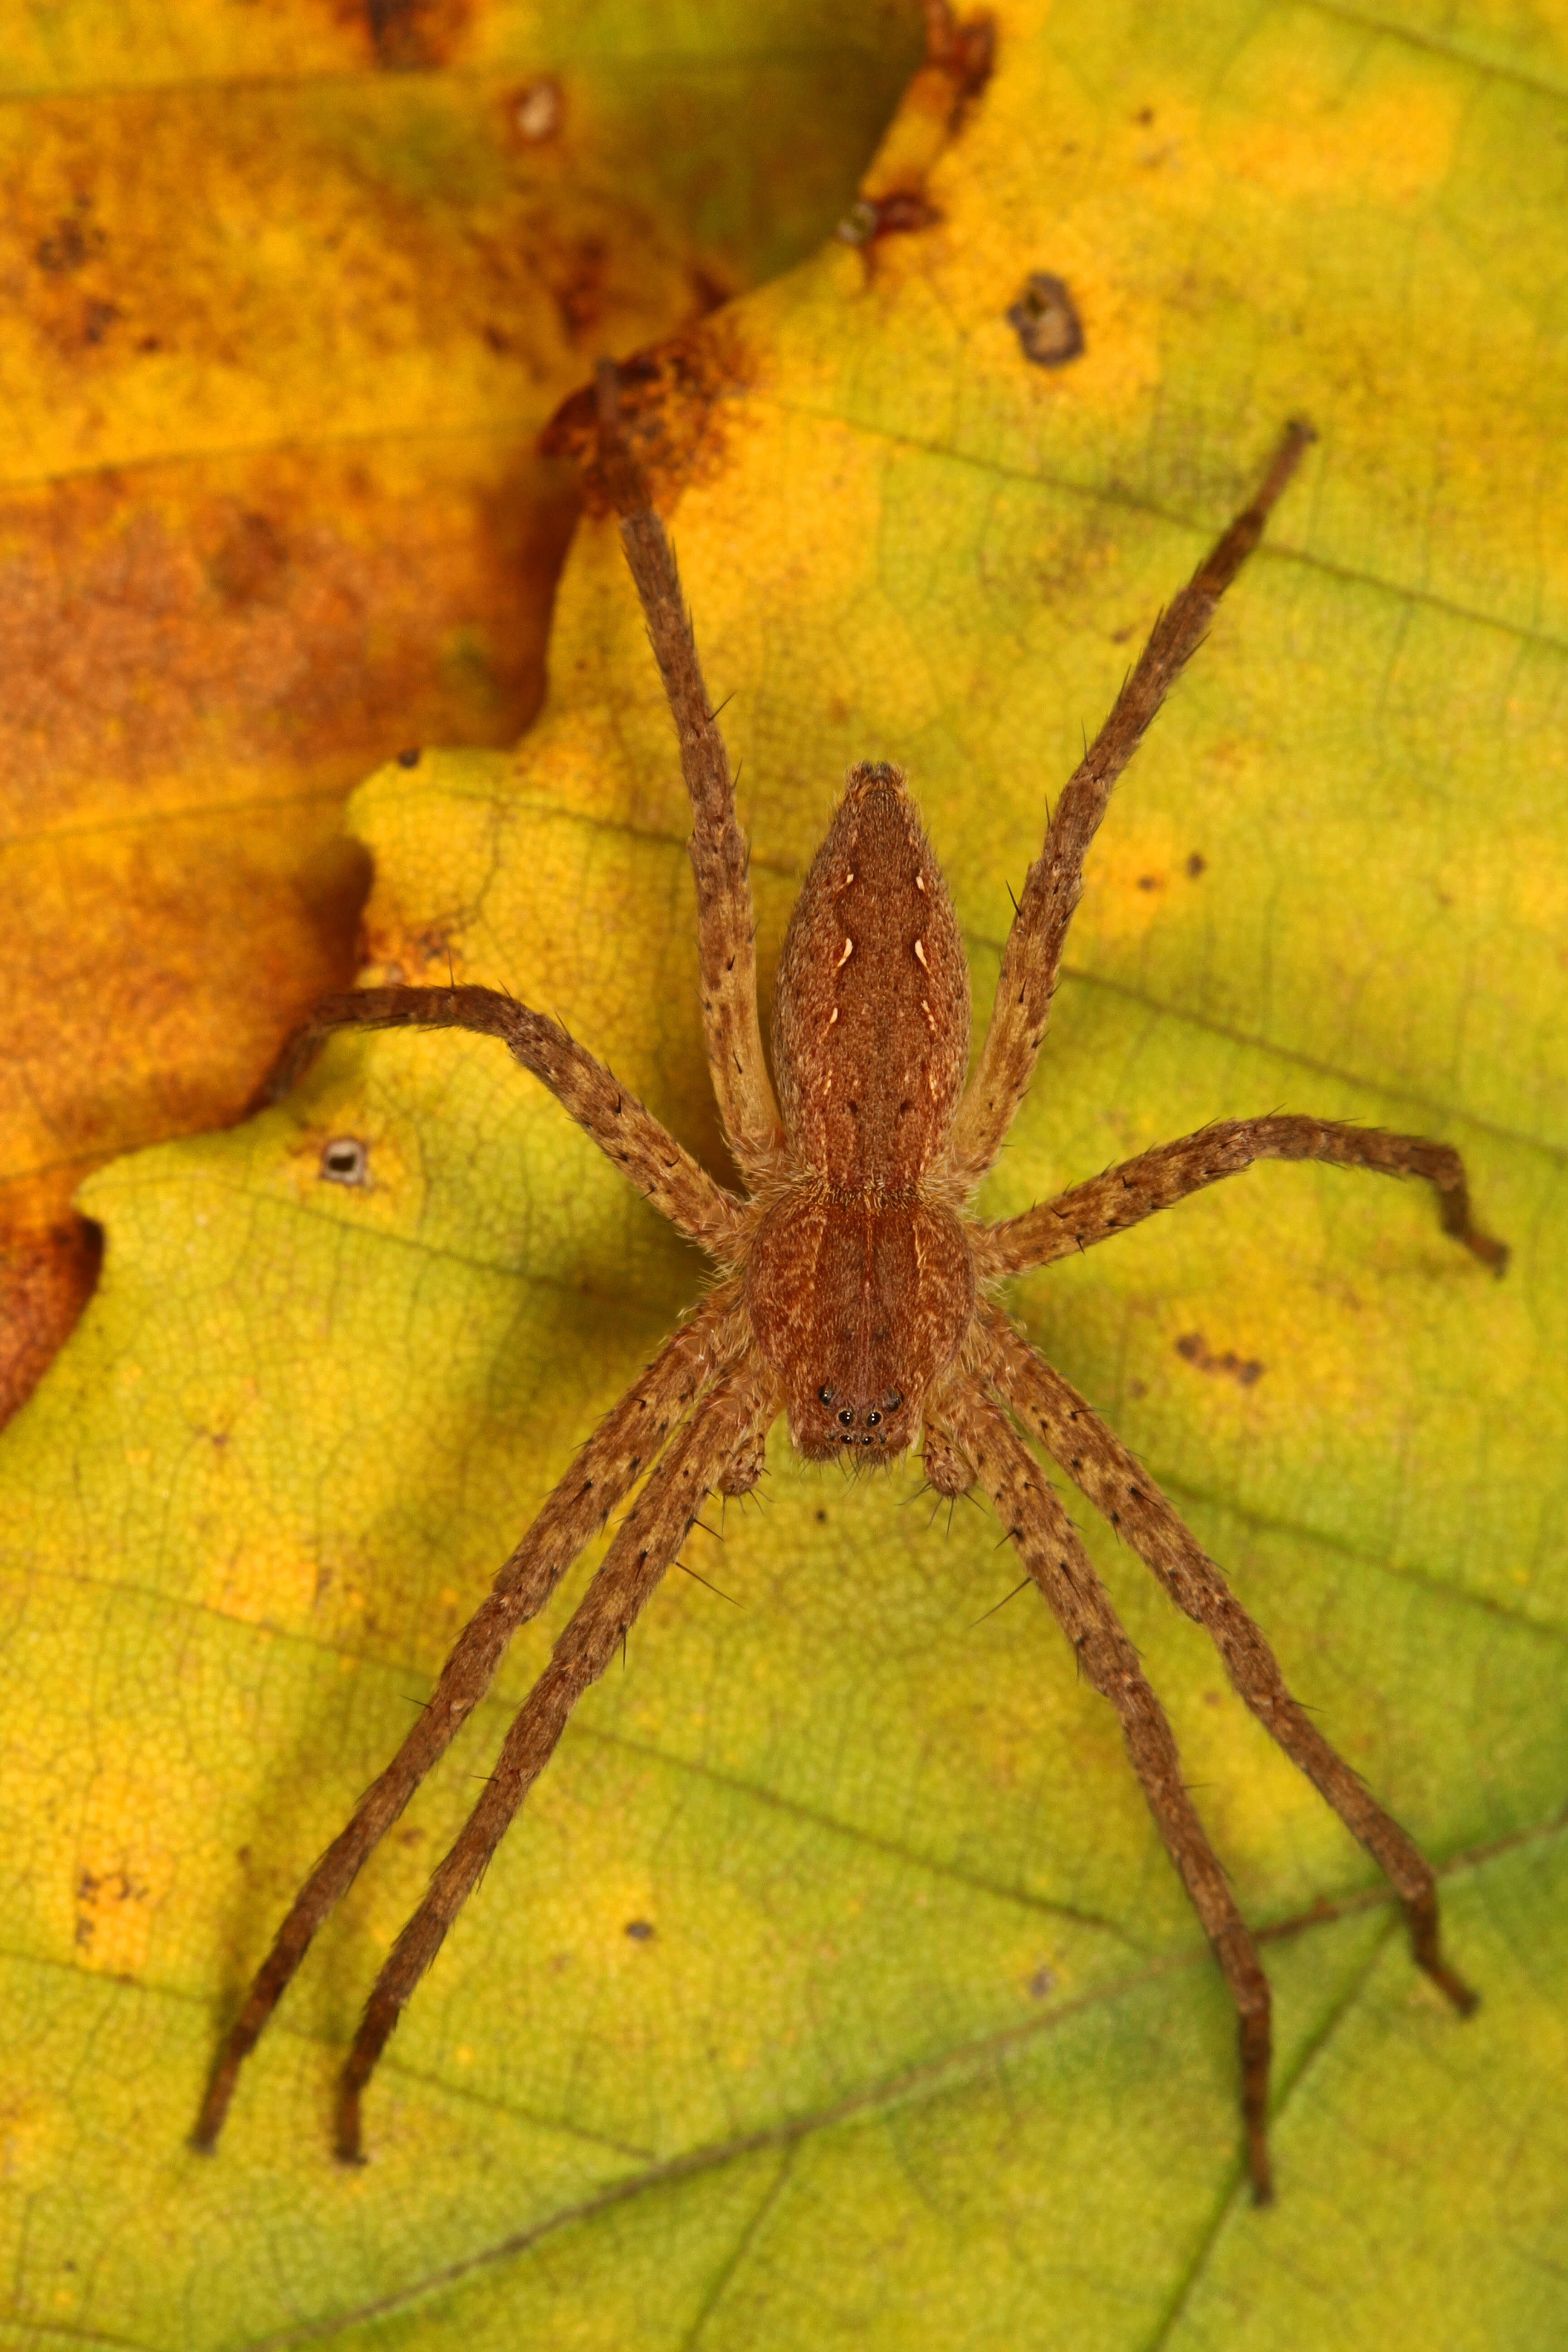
771,762,970,1188
746,1187,973,1460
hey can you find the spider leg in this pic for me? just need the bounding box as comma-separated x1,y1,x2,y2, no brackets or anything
593,362,783,1183
951,422,1314,1189
191,1282,746,2151
931,1373,1278,2203
975,1300,1478,2014
266,981,748,1264
974,1112,1507,1278
334,1352,776,2161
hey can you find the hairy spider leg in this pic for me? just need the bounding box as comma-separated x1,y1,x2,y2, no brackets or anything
975,1112,1508,1279
932,1375,1278,2202
951,421,1317,1189
265,982,747,1264
192,1281,747,2150
595,363,782,1181
974,1303,1479,2014
334,1356,775,2161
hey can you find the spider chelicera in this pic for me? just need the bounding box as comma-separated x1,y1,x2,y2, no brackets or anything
195,375,1502,2197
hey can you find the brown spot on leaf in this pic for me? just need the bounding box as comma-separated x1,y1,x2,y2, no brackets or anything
927,5,996,103
1175,1331,1265,1387
1008,273,1085,368
362,0,476,70
208,510,289,607
74,1857,155,1969
35,204,103,275
835,5,993,262
836,190,943,246
543,318,755,513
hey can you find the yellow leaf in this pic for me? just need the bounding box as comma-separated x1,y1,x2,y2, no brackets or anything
4,2,1567,2345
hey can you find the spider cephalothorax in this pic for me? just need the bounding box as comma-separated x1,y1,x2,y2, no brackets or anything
195,381,1503,2199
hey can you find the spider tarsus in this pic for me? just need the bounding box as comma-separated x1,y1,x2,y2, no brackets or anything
189,2067,235,2155
1407,1894,1480,2014
1439,1185,1509,1275
192,1969,293,2151
333,2095,368,2168
1426,1959,1481,2017
1236,1985,1275,2203
1248,2138,1276,2208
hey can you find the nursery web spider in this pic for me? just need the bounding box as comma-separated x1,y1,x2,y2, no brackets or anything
195,376,1503,2198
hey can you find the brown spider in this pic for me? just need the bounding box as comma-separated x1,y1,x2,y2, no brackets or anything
194,378,1504,2199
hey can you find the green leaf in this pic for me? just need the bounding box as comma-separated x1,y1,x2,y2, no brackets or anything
4,1,1567,2345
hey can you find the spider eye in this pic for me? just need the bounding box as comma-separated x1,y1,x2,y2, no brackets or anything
865,1410,882,1427
884,1391,903,1412
818,1385,835,1404
837,1407,855,1426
